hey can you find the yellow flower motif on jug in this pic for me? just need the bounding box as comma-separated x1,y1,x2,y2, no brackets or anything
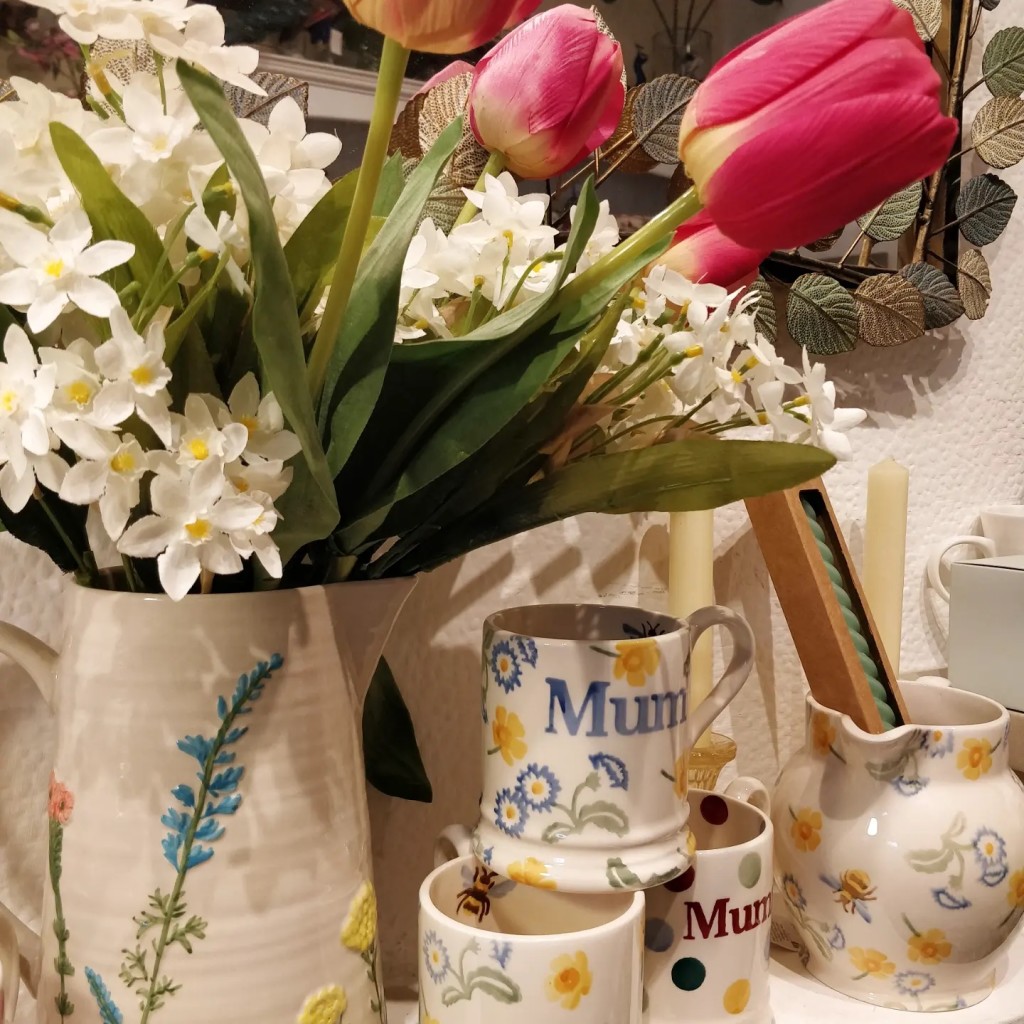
723,979,751,1015
790,807,822,852
957,738,993,780
546,951,593,1010
673,753,688,798
508,856,557,890
1008,869,1024,908
613,639,660,687
686,828,697,858
811,712,836,757
908,928,952,965
849,947,895,979
492,706,527,766
340,880,377,953
297,985,347,1024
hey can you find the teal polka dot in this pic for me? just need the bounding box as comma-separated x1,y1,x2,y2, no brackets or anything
738,851,762,889
645,918,675,952
672,957,706,991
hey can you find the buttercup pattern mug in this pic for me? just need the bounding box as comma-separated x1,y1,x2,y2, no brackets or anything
644,780,775,1024
418,854,645,1024
927,505,1024,601
472,603,755,893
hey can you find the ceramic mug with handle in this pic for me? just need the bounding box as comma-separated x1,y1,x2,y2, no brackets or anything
928,506,1024,601
474,603,755,894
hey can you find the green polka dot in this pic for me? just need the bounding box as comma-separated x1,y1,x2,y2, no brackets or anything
738,851,762,889
671,957,706,991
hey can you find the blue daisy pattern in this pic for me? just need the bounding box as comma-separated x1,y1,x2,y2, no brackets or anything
895,970,935,997
781,873,807,911
490,640,523,694
515,764,561,812
423,930,451,984
494,788,529,837
512,636,539,668
490,941,513,969
922,728,954,758
589,752,629,790
827,924,846,950
974,827,1009,886
932,887,972,910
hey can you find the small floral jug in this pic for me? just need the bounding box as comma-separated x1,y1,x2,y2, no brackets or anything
772,680,1024,1012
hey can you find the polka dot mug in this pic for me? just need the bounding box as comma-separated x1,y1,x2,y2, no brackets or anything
643,779,774,1024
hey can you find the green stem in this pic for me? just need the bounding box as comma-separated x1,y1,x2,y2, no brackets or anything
502,253,564,312
0,192,54,227
36,491,91,582
134,252,206,334
452,152,506,229
307,38,410,402
556,187,702,314
48,819,73,1019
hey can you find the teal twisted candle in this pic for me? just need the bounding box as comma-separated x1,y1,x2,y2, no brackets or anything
801,500,897,730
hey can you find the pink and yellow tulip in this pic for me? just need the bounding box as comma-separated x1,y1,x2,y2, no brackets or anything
343,0,541,55
468,5,625,180
654,212,769,290
677,0,958,251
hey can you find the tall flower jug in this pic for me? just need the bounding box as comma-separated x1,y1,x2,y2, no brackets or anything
0,579,415,1024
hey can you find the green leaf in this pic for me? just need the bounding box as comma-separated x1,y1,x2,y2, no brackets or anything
856,181,922,242
983,26,1024,98
178,60,338,563
391,439,836,575
955,172,1018,246
49,123,172,298
577,800,630,836
320,119,465,477
163,253,230,365
898,262,965,329
905,843,956,874
465,967,522,1005
284,169,357,315
749,275,777,341
787,274,859,355
972,96,1024,169
372,153,406,217
542,821,572,843
606,857,643,889
854,274,925,347
362,657,432,803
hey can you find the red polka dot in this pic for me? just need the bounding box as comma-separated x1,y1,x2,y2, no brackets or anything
666,865,696,892
700,794,729,825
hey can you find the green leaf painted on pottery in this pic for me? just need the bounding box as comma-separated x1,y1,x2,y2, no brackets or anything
464,967,522,1005
606,857,643,889
577,800,630,837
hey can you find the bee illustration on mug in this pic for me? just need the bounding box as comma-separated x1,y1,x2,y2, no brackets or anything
820,868,876,922
456,863,517,923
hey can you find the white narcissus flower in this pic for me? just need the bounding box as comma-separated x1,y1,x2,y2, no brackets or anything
208,374,301,463
59,433,149,540
117,458,266,601
573,199,620,272
173,394,248,469
227,488,283,579
184,207,248,293
31,0,193,45
0,209,134,332
93,308,173,444
224,457,292,502
0,326,67,512
790,348,867,459
38,338,115,461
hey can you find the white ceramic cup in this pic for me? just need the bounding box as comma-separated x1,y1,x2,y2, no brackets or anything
474,603,755,893
927,506,1024,601
644,780,774,1024
419,852,645,1024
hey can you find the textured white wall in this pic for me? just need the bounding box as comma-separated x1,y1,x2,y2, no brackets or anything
2,6,1023,1016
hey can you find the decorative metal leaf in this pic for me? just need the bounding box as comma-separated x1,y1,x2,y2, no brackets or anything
0,79,16,103
389,92,426,159
982,26,1024,98
899,262,966,329
601,86,659,174
804,227,844,253
749,275,777,342
958,249,993,320
89,38,158,86
787,274,859,356
854,274,926,347
972,96,1024,169
892,0,942,41
632,75,698,165
419,72,472,152
856,181,923,242
591,5,628,89
980,0,1001,9
424,178,468,234
223,73,308,124
955,172,1018,246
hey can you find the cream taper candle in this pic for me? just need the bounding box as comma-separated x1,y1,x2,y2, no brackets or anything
668,510,715,738
863,458,910,676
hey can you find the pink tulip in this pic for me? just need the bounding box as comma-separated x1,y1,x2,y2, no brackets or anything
468,5,625,180
654,212,769,290
343,0,542,55
677,0,958,251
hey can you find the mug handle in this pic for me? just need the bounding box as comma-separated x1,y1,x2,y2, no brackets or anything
926,535,995,602
0,622,59,1016
434,825,474,868
681,606,755,750
725,776,770,815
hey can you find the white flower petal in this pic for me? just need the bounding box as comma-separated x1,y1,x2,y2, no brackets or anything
60,458,109,505
119,514,177,557
157,542,201,601
75,240,135,277
26,288,69,333
66,275,120,318
0,461,35,512
99,475,136,540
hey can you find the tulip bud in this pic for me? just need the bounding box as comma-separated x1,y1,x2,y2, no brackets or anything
653,212,769,290
677,0,958,251
468,5,625,180
343,0,542,55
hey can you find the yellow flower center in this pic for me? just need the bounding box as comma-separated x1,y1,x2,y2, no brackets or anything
921,943,938,958
933,731,943,741
683,345,703,358
239,415,258,435
185,518,211,541
0,389,18,413
151,134,169,153
985,842,995,856
797,823,814,841
431,951,441,964
232,476,250,493
505,805,517,821
187,438,210,461
110,451,135,474
65,380,92,406
531,781,544,796
555,968,580,993
498,656,511,673
790,395,811,409
969,748,984,767
473,275,485,289
503,230,514,247
633,296,647,312
731,369,744,383
45,258,64,278
131,365,153,386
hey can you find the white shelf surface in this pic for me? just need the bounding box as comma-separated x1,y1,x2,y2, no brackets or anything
385,928,1024,1023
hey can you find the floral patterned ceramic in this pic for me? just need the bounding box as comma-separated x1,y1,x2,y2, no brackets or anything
418,854,644,1024
644,780,774,1024
472,603,755,894
0,579,414,1024
772,681,1024,1012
